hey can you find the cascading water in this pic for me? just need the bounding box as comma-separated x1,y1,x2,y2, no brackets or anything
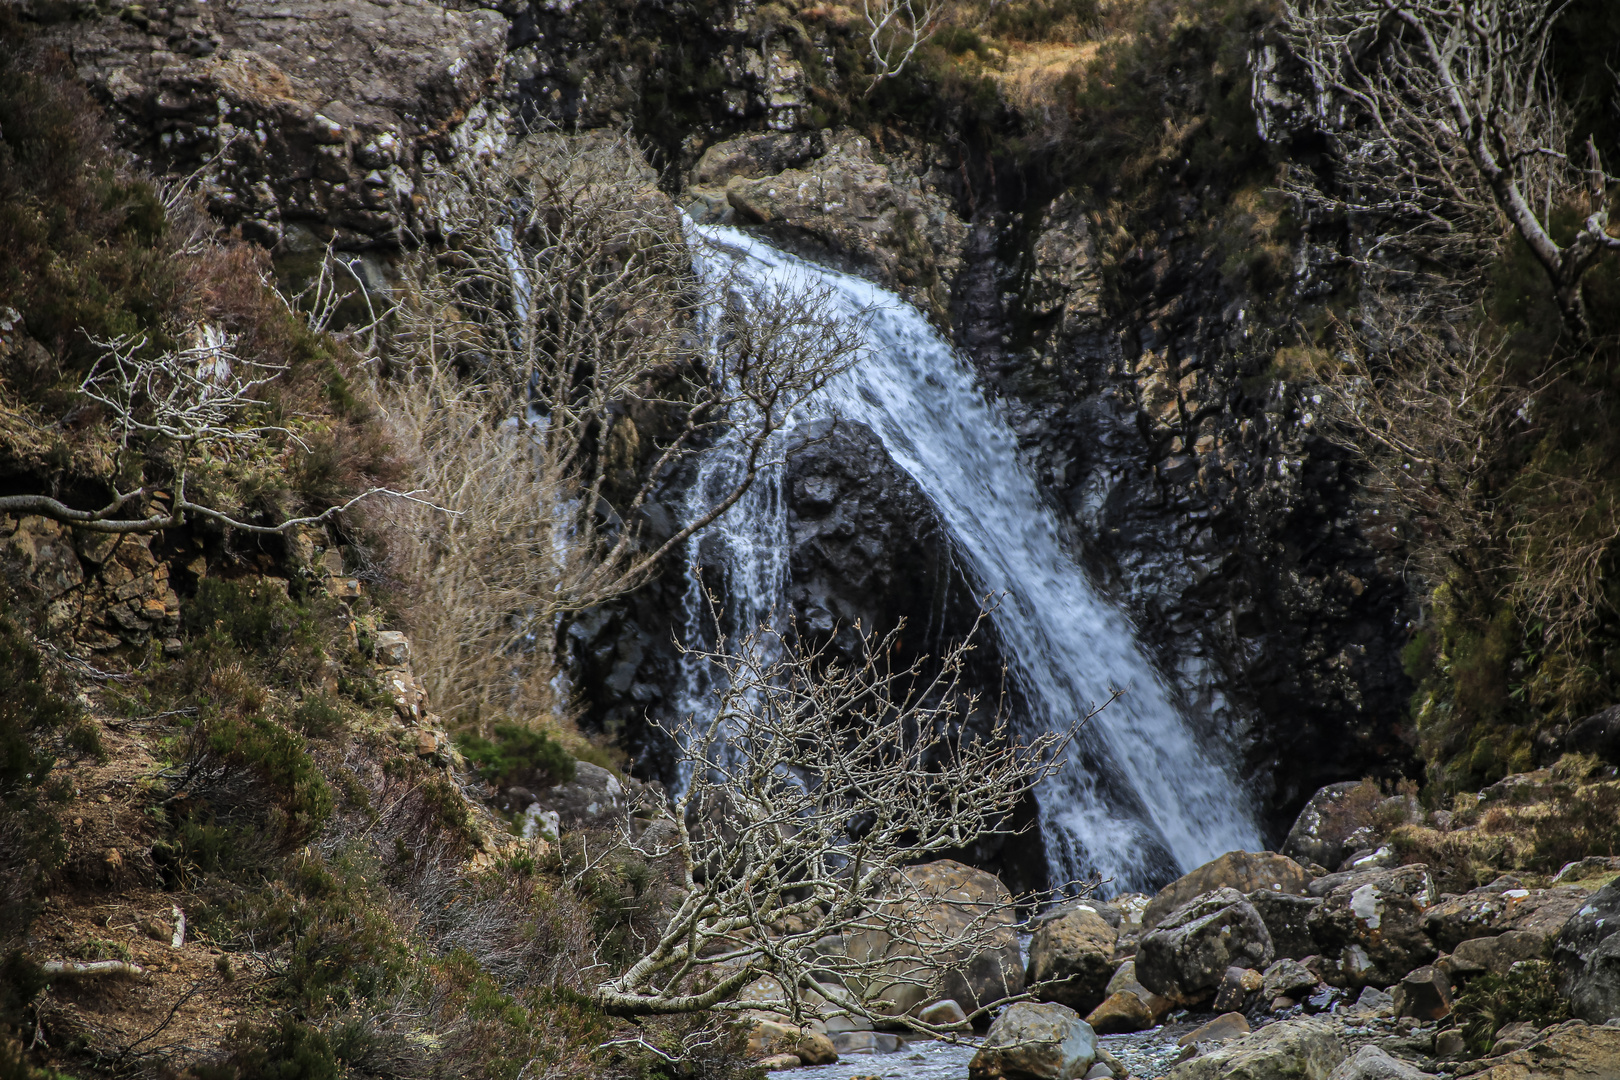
679,222,1260,894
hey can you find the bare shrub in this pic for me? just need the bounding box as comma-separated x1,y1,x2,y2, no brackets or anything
373,130,863,726
586,611,1104,1030
863,0,946,90
1279,0,1619,334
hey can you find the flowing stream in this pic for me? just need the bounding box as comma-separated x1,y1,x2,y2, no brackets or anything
679,223,1260,894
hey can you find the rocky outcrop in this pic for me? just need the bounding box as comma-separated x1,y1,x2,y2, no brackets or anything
1466,1020,1620,1080
1552,879,1620,1023
968,1003,1098,1080
42,0,508,249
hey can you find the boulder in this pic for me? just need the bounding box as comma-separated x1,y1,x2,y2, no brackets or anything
1166,1018,1348,1080
537,761,628,828
744,1018,838,1065
1469,1020,1620,1079
1104,960,1174,1019
831,1031,901,1055
1084,991,1155,1034
825,860,1023,1018
1178,1012,1251,1048
1249,890,1323,959
1142,851,1313,930
1306,865,1438,988
968,1002,1098,1080
1213,966,1264,1012
1026,906,1118,1014
1350,986,1393,1015
1137,889,1275,999
915,999,968,1028
757,1053,800,1069
1425,883,1591,952
1449,930,1545,977
1283,782,1367,871
1562,705,1620,766
1390,965,1451,1021
1262,958,1320,1002
1552,878,1620,1022
1552,856,1620,886
1324,1045,1429,1080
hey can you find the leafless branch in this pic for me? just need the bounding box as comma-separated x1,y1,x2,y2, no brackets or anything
587,607,1102,1034
863,0,946,91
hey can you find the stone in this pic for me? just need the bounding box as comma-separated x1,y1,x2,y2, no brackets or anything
1323,1045,1429,1080
1426,884,1592,952
1263,959,1320,1001
831,1031,901,1055
373,629,411,667
1433,1029,1466,1059
915,999,968,1028
1142,851,1313,930
1027,905,1118,1014
757,1053,800,1069
1084,991,1155,1034
1166,1018,1347,1080
1083,1066,1114,1080
1213,966,1264,1012
1351,986,1393,1015
968,1002,1097,1080
1137,889,1275,999
1104,960,1174,1019
537,761,627,828
1552,878,1620,1022
1249,890,1323,959
1469,1020,1620,1080
1306,865,1438,988
688,131,825,187
744,1018,837,1064
1283,782,1368,871
1491,1020,1540,1054
1177,1012,1251,1048
1390,965,1450,1021
1450,930,1546,976
3,515,83,600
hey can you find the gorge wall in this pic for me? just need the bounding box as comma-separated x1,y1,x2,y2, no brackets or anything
30,0,1419,853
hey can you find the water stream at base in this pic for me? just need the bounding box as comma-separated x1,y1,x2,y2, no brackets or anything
679,223,1260,894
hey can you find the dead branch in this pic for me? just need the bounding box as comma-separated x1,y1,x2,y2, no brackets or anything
38,960,147,979
1278,0,1618,335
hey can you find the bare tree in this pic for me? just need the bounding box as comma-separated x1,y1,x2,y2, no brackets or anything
586,612,1104,1032
863,0,946,91
0,325,432,534
1279,0,1619,334
375,130,864,724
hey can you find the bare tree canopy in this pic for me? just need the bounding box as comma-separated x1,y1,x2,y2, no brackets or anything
1280,0,1620,333
376,130,866,724
586,611,1104,1030
863,0,945,91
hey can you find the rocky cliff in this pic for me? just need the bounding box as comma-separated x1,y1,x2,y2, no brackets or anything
24,0,1420,857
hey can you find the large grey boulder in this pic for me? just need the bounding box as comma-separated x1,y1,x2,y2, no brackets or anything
1027,906,1118,1014
1142,851,1313,930
1136,889,1275,1000
1306,865,1437,988
968,1002,1098,1080
1552,878,1620,1022
1249,889,1322,959
1283,782,1366,871
1166,1018,1347,1080
1324,1045,1430,1080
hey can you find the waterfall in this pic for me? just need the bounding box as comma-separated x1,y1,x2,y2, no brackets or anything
680,223,1261,895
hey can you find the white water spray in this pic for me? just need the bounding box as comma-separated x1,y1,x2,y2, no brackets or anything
680,223,1260,894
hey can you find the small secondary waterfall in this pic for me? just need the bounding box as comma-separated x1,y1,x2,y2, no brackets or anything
680,223,1260,894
